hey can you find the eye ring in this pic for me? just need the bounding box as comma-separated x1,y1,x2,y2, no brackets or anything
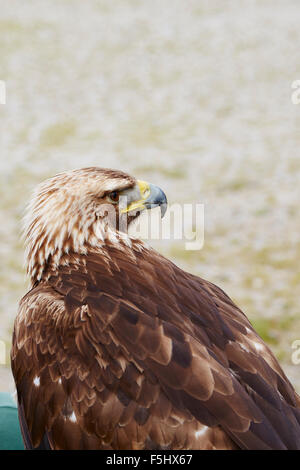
108,191,120,203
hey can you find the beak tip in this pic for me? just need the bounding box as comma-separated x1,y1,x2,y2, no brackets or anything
160,202,168,219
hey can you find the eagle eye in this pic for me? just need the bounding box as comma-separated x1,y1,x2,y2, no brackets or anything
108,191,120,203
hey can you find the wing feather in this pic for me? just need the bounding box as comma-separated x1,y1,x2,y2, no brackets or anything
11,246,300,449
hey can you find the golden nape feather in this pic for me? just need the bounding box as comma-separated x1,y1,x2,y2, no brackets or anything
11,167,300,450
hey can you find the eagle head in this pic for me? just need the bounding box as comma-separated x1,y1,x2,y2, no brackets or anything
23,167,167,284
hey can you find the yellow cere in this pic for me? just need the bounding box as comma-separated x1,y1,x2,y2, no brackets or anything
137,180,151,200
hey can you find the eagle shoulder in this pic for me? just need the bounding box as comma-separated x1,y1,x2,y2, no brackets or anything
11,248,300,450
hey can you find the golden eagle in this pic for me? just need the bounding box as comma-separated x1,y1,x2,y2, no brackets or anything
11,167,300,450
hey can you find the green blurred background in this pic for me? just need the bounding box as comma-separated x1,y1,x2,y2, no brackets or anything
0,0,299,393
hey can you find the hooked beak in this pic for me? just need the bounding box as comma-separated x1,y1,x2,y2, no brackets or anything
120,180,168,218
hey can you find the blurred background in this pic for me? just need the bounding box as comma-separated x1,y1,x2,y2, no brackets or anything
0,0,299,392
